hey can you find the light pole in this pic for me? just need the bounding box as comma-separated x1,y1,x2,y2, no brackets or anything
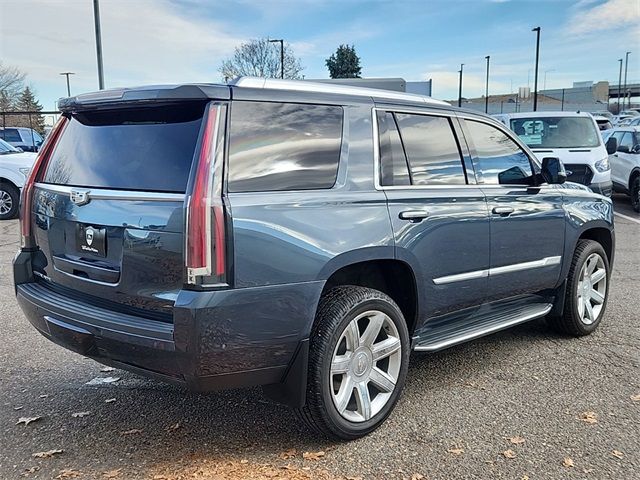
269,39,284,79
532,27,541,112
543,69,554,92
618,58,623,113
59,72,75,97
458,63,464,108
485,55,490,114
623,51,631,109
93,0,105,89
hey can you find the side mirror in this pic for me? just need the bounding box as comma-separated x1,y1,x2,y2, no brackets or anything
541,157,567,184
617,144,631,154
606,136,617,154
633,144,640,154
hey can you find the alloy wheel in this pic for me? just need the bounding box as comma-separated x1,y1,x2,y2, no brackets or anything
330,310,402,423
0,190,13,215
576,253,607,325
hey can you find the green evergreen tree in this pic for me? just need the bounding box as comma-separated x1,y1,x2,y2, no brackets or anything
16,86,45,135
325,45,362,79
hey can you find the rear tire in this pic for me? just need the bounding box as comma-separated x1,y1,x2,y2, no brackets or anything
0,183,19,220
547,240,609,336
297,286,410,440
630,175,640,213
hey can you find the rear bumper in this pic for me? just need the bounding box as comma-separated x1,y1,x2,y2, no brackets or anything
14,251,323,400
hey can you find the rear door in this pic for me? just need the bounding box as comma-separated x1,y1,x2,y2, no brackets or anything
30,103,209,319
610,131,637,189
377,107,490,319
460,117,565,301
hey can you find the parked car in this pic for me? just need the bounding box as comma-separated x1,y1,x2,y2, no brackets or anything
592,114,613,131
14,78,615,439
0,127,44,152
0,138,36,219
623,117,640,127
493,111,612,196
590,110,614,121
603,126,640,211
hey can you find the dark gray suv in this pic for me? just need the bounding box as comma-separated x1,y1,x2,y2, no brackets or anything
13,78,615,439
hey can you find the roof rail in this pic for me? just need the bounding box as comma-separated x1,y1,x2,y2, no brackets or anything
231,77,449,106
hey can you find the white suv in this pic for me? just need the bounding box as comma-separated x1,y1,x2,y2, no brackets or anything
605,126,640,211
0,138,36,219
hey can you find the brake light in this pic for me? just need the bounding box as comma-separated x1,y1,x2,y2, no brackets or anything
186,104,226,285
20,116,68,247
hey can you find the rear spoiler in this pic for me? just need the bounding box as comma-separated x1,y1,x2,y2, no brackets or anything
58,84,231,112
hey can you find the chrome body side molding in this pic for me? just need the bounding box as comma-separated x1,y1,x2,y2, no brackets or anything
433,256,562,285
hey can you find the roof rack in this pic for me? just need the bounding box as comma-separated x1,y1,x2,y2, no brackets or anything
231,77,449,106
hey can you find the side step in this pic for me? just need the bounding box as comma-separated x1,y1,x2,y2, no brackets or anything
414,302,552,352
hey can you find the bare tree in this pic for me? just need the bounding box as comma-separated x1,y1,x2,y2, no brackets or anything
0,62,26,105
219,38,304,81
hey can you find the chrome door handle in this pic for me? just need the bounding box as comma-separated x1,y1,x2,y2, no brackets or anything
399,210,429,221
492,206,514,216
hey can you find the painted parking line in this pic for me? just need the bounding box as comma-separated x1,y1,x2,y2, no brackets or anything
614,211,640,225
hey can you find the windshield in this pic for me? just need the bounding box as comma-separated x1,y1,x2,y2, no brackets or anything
510,117,601,149
0,138,20,154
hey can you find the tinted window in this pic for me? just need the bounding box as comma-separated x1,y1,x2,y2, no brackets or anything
377,111,410,186
467,120,534,185
228,102,343,192
0,128,22,142
42,104,205,192
395,113,465,185
510,116,600,148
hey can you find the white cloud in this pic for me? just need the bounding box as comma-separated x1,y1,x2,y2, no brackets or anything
568,0,640,35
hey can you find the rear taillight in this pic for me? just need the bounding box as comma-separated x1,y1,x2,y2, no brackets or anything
20,116,68,247
186,104,226,285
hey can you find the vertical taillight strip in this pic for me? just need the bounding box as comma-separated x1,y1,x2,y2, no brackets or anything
20,115,69,247
186,103,226,286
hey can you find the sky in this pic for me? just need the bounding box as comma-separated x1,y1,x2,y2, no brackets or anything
1,0,639,113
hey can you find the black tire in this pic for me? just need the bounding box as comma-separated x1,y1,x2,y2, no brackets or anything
547,240,610,336
0,182,19,220
296,286,410,440
630,175,640,213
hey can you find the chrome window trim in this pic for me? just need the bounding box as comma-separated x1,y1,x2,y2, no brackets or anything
34,183,185,202
433,255,562,285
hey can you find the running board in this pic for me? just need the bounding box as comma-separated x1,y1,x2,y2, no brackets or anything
413,303,552,352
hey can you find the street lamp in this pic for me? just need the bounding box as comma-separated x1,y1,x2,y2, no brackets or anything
458,63,464,108
269,38,284,79
618,58,623,113
93,0,105,89
59,72,75,97
485,56,490,114
532,27,541,112
543,69,554,92
623,51,631,109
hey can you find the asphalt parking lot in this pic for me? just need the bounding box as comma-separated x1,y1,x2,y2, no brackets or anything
0,196,638,480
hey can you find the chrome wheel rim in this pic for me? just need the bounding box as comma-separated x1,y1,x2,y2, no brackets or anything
330,310,402,423
576,253,607,325
0,190,12,215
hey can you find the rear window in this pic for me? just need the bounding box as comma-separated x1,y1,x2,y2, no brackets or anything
0,128,22,143
510,116,600,149
228,101,343,192
42,104,205,192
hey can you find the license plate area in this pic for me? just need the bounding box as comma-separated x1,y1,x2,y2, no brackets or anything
76,224,107,257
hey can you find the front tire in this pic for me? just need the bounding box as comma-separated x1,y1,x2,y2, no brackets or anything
0,183,19,220
548,240,610,336
297,286,410,440
630,175,640,213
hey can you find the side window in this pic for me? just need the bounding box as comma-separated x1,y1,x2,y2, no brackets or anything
395,113,466,185
619,132,635,151
1,128,22,142
228,102,343,192
466,120,534,185
377,111,410,186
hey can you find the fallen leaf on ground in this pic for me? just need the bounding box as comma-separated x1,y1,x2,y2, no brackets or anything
17,416,41,426
105,398,116,403
302,451,325,461
120,429,143,436
86,377,120,386
279,449,297,460
55,469,81,479
631,393,640,402
71,411,91,418
102,469,122,479
563,457,574,468
509,436,526,445
581,411,598,424
21,466,40,476
611,450,624,459
503,449,516,459
447,447,464,455
100,367,116,372
411,475,424,480
32,449,64,458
